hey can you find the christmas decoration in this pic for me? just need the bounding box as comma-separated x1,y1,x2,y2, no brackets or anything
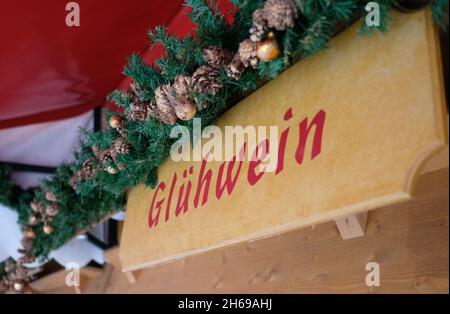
107,165,119,175
28,214,40,226
23,229,36,239
129,102,152,121
227,53,245,80
45,203,59,217
45,191,58,202
112,137,130,155
109,115,123,129
202,46,232,68
238,39,259,69
18,252,36,264
21,238,33,251
155,85,178,125
69,158,95,188
13,281,25,292
264,0,298,30
109,114,127,137
43,223,54,235
0,259,41,294
250,8,268,42
191,65,223,95
172,75,197,120
256,31,280,62
0,0,447,292
98,149,114,169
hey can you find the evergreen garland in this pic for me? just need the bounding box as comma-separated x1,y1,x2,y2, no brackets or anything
0,0,447,290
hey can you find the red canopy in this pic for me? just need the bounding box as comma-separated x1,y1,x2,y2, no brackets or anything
0,0,187,129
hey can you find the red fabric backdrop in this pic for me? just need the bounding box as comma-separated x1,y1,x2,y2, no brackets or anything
0,0,186,129
0,0,236,129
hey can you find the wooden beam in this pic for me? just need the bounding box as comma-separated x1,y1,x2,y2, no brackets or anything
96,264,114,293
73,285,82,294
125,271,137,284
335,212,368,240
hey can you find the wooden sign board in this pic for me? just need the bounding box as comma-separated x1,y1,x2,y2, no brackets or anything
120,11,447,272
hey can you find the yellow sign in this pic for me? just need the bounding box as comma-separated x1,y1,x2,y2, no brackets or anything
120,11,447,271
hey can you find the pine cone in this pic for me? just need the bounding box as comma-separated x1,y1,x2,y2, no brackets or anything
112,137,130,155
227,53,245,80
130,82,148,103
128,102,148,121
45,204,59,217
238,39,258,69
70,158,96,186
21,238,33,251
191,65,223,95
264,0,298,31
4,260,16,273
202,47,232,68
30,200,42,213
45,191,58,203
155,85,178,125
18,252,36,264
99,149,114,169
250,9,268,42
81,158,95,178
92,145,102,160
69,175,80,189
13,266,31,281
172,75,197,120
173,75,191,96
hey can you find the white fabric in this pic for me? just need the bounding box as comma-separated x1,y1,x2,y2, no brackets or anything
0,111,106,267
0,205,103,268
0,111,93,166
112,211,126,221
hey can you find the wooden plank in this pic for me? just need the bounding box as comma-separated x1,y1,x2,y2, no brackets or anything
103,168,447,293
125,271,137,284
29,169,448,293
120,10,447,272
96,264,114,293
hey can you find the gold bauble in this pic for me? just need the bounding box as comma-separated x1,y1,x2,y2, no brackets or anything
109,115,122,129
43,224,54,235
28,215,39,226
256,32,280,62
24,229,36,239
13,281,25,292
107,166,118,175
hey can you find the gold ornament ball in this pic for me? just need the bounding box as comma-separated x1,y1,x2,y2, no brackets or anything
24,229,36,239
109,115,122,129
107,165,118,175
256,32,280,62
13,281,25,292
28,215,39,225
177,103,197,121
43,224,54,235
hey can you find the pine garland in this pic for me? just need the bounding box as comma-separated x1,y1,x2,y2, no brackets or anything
0,0,447,292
